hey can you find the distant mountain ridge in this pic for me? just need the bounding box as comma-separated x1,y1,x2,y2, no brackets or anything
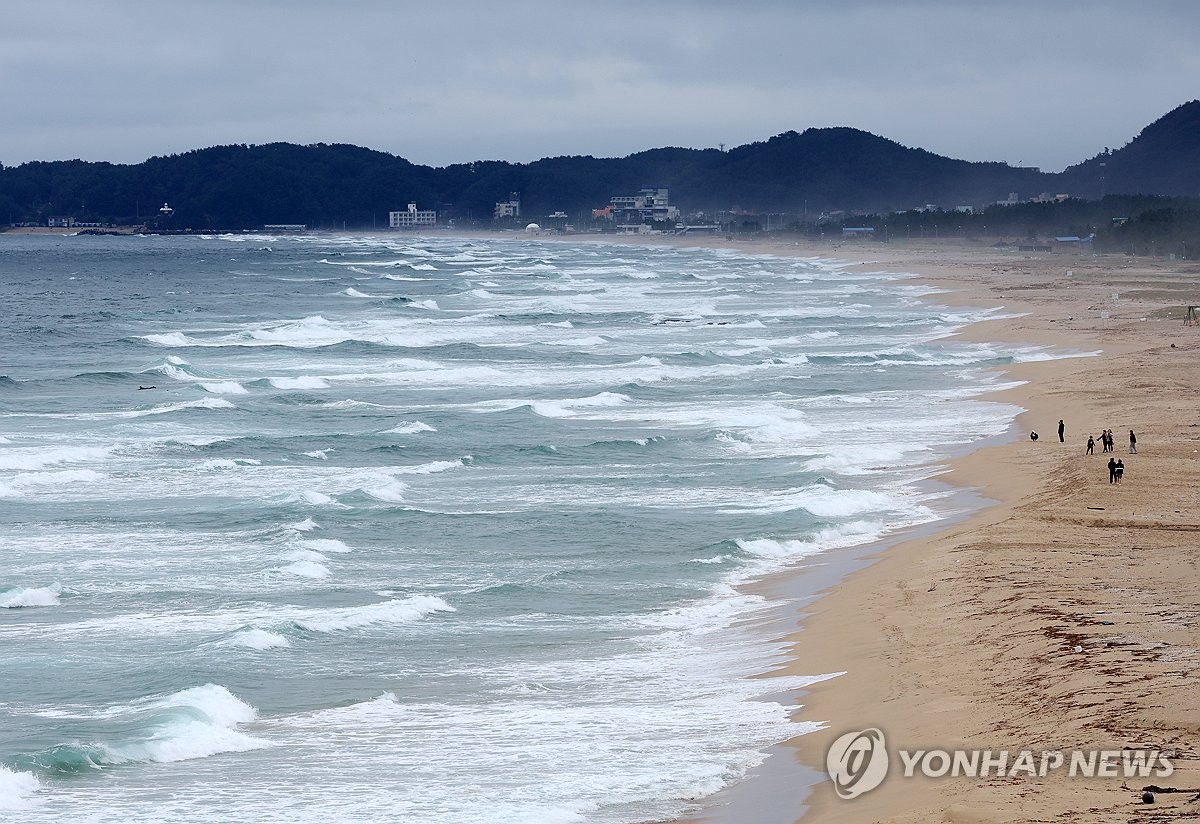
1061,100,1200,198
1,101,1197,229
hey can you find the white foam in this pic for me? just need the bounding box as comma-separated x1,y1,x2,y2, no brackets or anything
385,421,436,435
282,549,329,563
394,459,464,475
293,595,455,632
529,392,630,418
143,331,194,346
1,470,105,496
342,287,377,298
279,560,331,579
226,628,291,650
362,479,408,502
0,583,62,608
303,449,330,460
270,376,330,390
109,684,268,764
199,458,261,470
0,767,40,810
200,381,248,394
0,445,111,471
288,518,319,532
299,538,352,554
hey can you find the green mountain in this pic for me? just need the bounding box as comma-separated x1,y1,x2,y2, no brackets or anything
1,102,1197,230
1061,100,1200,198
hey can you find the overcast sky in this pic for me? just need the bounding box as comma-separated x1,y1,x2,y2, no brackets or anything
2,1,1196,173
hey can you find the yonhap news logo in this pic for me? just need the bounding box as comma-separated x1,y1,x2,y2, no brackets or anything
826,728,889,799
825,728,1174,800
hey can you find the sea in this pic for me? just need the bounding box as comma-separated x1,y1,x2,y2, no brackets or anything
1,232,1043,823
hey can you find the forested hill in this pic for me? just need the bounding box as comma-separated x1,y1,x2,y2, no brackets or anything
1060,100,1200,198
1,102,1197,230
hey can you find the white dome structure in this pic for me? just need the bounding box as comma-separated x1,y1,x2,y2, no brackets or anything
525,223,541,233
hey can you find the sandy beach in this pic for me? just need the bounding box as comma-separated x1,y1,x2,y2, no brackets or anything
654,238,1200,823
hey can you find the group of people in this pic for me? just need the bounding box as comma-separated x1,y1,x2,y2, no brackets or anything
1084,428,1136,455
1072,422,1137,485
1106,456,1126,484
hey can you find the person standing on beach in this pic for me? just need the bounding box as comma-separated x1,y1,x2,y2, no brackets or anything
1087,435,1095,455
1108,457,1117,484
1058,419,1065,443
1129,430,1137,453
1116,459,1125,483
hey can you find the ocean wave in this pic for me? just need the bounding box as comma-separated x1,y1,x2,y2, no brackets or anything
278,560,331,579
198,458,261,470
0,767,40,810
298,538,351,554
529,392,630,418
142,331,197,347
143,356,206,381
291,595,455,633
21,684,267,774
385,421,436,435
721,484,917,518
394,458,467,475
269,376,330,390
0,445,111,471
223,628,291,650
360,478,408,502
0,469,106,497
0,583,62,609
342,287,377,298
200,381,248,394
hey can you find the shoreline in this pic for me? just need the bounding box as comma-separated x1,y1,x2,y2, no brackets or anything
10,229,1197,820
662,239,1200,823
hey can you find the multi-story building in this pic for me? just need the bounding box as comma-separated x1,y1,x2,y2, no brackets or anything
606,187,679,226
494,192,521,220
389,203,436,230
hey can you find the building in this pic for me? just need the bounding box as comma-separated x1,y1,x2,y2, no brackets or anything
604,187,679,225
48,216,74,228
494,192,521,220
389,203,436,230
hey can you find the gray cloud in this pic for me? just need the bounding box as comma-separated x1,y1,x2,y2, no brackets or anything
2,0,1196,172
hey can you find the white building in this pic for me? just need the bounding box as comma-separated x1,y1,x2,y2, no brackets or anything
389,203,436,229
605,188,679,224
494,192,521,220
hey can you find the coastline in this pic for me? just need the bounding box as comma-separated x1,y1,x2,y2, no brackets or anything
654,238,1200,823
10,228,1197,821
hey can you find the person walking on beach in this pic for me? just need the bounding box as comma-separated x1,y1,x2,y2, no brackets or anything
1108,457,1117,484
1116,459,1125,483
1087,435,1095,455
1058,419,1065,443
1129,430,1137,453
